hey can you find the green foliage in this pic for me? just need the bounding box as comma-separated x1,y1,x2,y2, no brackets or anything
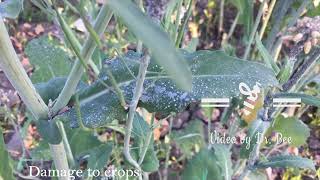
25,36,72,83
69,129,102,156
255,35,280,74
87,143,113,170
107,0,192,91
0,0,23,19
181,148,224,180
272,115,310,147
36,119,62,144
0,128,15,180
65,50,278,128
240,119,269,158
229,0,253,39
171,120,205,157
212,144,233,180
131,113,159,172
254,155,316,171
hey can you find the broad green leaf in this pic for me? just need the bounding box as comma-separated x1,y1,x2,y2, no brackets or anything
35,77,87,105
0,0,23,19
171,120,205,158
65,50,278,128
240,119,269,158
274,93,320,107
254,155,316,171
131,113,159,172
272,115,310,147
25,36,72,83
36,120,62,144
65,90,127,128
107,0,192,90
69,129,101,156
87,143,113,170
212,144,233,180
181,148,223,180
0,128,15,180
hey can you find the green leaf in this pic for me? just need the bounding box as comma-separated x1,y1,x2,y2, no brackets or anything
246,170,268,180
25,36,72,83
255,35,280,74
0,0,23,19
65,90,127,128
66,50,278,128
87,143,113,170
181,148,223,180
212,144,233,180
107,0,192,91
240,119,269,158
69,129,101,156
35,77,87,105
274,93,320,107
171,120,205,158
131,113,159,172
254,155,316,171
30,141,51,161
229,0,253,39
36,120,62,144
0,128,15,180
272,115,310,146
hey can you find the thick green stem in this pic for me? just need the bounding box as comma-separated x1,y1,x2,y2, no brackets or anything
51,5,113,115
124,55,150,171
243,0,268,59
0,18,69,180
0,19,48,120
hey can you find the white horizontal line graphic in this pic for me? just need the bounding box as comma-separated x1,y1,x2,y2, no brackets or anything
201,104,230,107
273,98,301,103
273,104,301,107
201,98,230,103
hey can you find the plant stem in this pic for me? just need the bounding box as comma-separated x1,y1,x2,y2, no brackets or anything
0,18,69,180
282,49,320,91
163,116,173,180
176,0,193,47
259,0,276,39
124,54,150,171
174,0,183,43
243,0,268,60
51,4,113,115
218,0,225,35
207,108,212,144
226,12,240,41
138,113,155,165
0,19,48,120
57,121,75,168
238,121,269,180
104,64,127,107
135,0,144,53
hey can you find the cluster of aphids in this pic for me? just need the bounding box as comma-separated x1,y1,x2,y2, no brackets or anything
282,16,320,55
